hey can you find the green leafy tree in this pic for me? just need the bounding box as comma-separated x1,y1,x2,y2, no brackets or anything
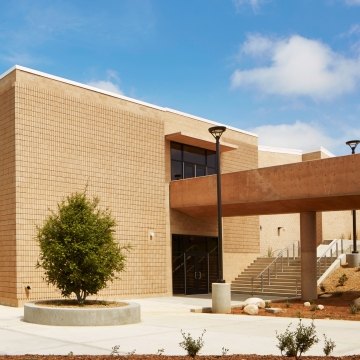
36,190,128,304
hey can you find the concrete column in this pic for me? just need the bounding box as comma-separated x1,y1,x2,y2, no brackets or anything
300,212,318,301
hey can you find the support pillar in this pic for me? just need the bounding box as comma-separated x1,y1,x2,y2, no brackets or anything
300,212,318,301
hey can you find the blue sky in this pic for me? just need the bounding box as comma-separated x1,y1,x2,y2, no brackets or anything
1,0,360,155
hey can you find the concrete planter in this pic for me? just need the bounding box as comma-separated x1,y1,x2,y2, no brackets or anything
24,300,141,326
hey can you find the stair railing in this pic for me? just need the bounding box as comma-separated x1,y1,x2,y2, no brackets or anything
316,239,343,278
251,241,300,294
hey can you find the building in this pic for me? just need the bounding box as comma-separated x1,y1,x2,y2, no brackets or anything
0,65,355,306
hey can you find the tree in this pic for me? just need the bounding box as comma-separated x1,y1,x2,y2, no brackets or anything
36,190,128,305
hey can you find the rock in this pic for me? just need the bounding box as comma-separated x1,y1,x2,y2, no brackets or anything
265,307,283,314
319,293,333,298
233,301,246,309
317,304,324,310
304,301,311,307
244,297,266,308
353,297,360,308
243,304,259,315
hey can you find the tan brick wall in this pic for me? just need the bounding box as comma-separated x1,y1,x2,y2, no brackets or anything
258,150,302,254
163,113,259,279
302,150,331,161
259,149,302,167
0,67,262,304
322,211,355,241
0,77,17,306
13,71,168,305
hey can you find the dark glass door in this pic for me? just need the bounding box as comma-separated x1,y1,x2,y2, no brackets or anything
184,252,209,294
172,234,218,295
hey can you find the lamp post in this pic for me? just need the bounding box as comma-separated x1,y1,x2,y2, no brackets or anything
346,140,360,253
209,126,226,282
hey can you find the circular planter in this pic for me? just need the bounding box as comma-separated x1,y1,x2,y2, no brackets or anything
24,300,141,326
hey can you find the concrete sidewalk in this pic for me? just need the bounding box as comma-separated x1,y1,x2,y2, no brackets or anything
0,295,359,356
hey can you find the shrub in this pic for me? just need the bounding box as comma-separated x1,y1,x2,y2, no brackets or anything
179,329,206,357
323,334,336,356
276,319,319,359
349,304,359,314
337,274,348,287
36,190,129,305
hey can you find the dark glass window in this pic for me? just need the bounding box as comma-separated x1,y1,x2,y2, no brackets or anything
170,142,217,180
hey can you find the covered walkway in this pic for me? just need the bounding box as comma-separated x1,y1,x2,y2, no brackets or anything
170,154,360,299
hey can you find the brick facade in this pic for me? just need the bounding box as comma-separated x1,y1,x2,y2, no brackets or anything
0,66,259,305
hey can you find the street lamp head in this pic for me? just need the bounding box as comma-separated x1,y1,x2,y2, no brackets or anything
209,126,226,140
346,140,360,154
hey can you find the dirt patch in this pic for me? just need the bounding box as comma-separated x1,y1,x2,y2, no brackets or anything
0,355,359,360
35,300,127,308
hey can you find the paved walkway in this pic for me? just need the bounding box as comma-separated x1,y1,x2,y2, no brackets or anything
0,295,360,356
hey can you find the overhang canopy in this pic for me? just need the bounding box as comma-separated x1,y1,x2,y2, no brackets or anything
165,131,238,152
170,154,360,217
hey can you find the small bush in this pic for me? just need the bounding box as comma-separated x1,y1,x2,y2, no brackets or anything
337,274,348,287
265,301,272,308
221,346,229,356
179,329,206,358
276,319,319,359
349,304,359,314
323,334,336,356
110,345,120,356
310,304,317,312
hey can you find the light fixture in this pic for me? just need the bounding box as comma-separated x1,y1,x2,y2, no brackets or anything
346,139,360,253
208,126,226,283
346,140,360,154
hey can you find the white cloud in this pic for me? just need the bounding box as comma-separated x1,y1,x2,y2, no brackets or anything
231,34,360,100
87,70,123,95
251,121,337,152
345,0,360,5
87,80,123,95
233,0,267,12
241,33,274,57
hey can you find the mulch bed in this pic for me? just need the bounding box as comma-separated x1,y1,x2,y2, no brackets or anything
0,355,359,360
231,291,360,321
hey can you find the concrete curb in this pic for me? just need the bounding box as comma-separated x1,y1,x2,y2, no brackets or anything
23,301,141,326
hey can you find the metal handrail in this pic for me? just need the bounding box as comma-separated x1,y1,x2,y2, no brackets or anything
251,241,300,294
316,239,342,278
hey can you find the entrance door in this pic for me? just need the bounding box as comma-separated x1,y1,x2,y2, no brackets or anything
184,252,209,294
172,234,218,295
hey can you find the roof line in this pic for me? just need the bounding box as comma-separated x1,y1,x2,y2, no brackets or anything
1,65,257,138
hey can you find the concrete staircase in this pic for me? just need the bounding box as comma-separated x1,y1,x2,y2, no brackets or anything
231,239,352,297
231,257,301,297
231,255,338,297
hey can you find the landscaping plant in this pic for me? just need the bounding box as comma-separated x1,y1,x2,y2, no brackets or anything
337,273,348,287
276,319,319,359
323,334,336,356
36,190,129,305
179,329,206,357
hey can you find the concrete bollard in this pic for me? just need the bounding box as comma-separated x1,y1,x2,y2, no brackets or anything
347,253,360,268
212,282,231,313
